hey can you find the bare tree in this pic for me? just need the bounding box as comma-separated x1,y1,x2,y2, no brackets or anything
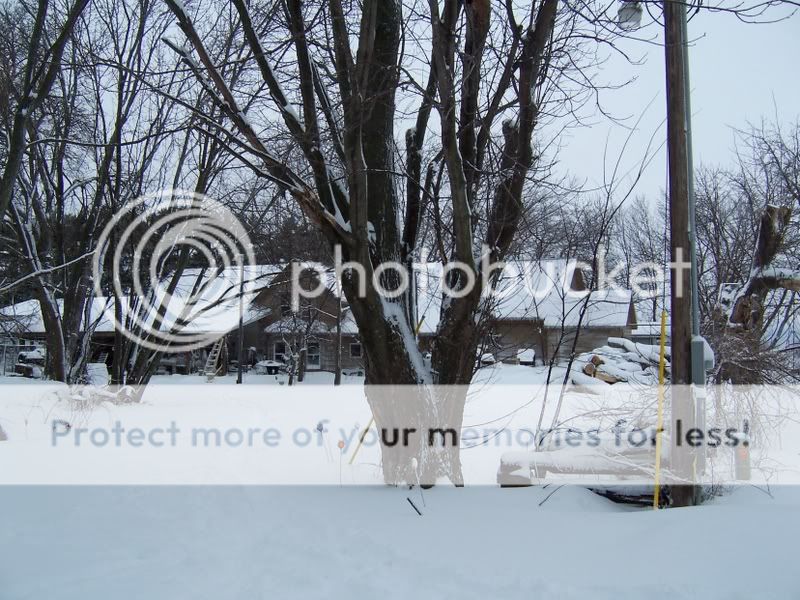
616,196,666,321
704,122,800,383
0,0,189,381
0,0,90,224
157,0,602,483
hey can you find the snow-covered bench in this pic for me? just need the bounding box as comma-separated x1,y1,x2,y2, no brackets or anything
497,429,667,486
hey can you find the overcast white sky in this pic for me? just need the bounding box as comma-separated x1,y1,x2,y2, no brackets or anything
550,9,800,201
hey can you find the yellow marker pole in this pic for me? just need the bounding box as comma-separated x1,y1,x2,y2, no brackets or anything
348,416,374,465
653,309,669,509
349,316,427,465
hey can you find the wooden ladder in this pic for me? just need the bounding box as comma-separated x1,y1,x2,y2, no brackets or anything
204,336,226,382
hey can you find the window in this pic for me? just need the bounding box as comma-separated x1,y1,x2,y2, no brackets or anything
350,343,362,358
307,342,320,368
274,341,287,362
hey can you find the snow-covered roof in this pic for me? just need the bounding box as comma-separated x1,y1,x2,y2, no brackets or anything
631,322,667,337
2,261,634,339
0,265,284,336
177,265,284,293
415,260,633,333
339,309,360,335
0,297,116,334
264,316,334,335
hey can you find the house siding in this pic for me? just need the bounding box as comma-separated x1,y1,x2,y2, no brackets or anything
261,332,364,372
488,321,631,365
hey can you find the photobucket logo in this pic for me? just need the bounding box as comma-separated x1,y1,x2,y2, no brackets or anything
289,247,495,310
290,245,689,307
92,190,256,352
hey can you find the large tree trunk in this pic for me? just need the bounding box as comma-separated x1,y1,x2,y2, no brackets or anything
36,287,68,382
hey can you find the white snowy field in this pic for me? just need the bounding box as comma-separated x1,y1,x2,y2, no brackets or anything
1,367,800,598
0,365,580,485
2,364,799,485
1,485,799,599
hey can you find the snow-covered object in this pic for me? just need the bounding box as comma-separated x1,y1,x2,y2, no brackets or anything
17,348,45,362
501,445,663,480
65,384,137,405
478,353,496,365
592,362,631,382
693,335,715,371
569,339,663,389
500,423,667,483
254,360,284,375
569,371,607,394
588,349,643,373
516,348,535,364
607,337,667,365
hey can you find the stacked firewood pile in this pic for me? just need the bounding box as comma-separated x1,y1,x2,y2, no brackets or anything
569,337,668,392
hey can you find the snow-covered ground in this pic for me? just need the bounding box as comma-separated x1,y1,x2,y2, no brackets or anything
2,363,798,485
2,366,800,598
2,366,564,485
1,485,798,599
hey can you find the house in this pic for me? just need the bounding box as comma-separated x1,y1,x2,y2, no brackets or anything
414,259,636,365
0,330,43,377
250,259,635,370
247,263,364,373
0,259,636,375
0,265,284,375
630,321,670,347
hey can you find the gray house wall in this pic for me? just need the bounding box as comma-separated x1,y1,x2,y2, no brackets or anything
261,332,364,372
485,321,632,366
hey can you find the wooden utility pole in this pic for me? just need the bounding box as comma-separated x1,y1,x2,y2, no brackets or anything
664,0,696,507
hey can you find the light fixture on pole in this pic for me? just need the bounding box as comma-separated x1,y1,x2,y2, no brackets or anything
617,0,643,30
